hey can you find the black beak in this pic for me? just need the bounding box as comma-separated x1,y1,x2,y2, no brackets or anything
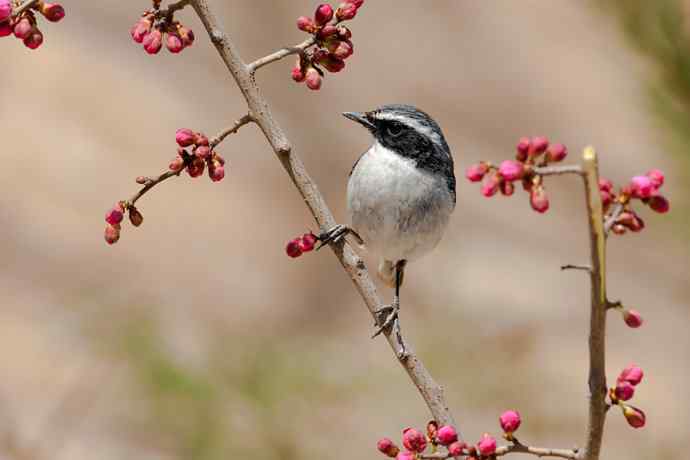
343,111,375,130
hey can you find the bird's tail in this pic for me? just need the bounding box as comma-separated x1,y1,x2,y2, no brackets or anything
378,259,404,288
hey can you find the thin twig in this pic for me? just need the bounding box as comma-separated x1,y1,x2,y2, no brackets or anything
189,0,458,431
420,444,578,460
12,0,39,16
561,264,592,273
534,165,584,176
247,37,316,73
603,202,624,235
127,115,253,207
578,146,608,460
157,0,192,20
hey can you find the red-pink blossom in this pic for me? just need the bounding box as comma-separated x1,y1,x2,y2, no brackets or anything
395,452,415,460
498,160,524,182
299,233,317,252
143,28,163,54
297,16,316,33
286,238,303,258
623,309,643,328
128,207,144,227
499,410,521,434
598,178,613,192
166,32,184,53
516,137,531,162
614,380,635,401
0,21,12,37
305,67,322,90
476,433,496,457
0,0,11,22
630,175,654,199
314,4,334,26
130,18,152,43
530,186,549,213
176,128,196,147
530,136,549,155
621,404,645,429
646,168,664,188
377,438,400,458
618,364,644,386
105,203,124,225
13,18,32,39
169,155,185,173
336,2,358,20
179,26,194,48
436,425,458,446
104,224,121,245
448,442,465,457
500,180,514,196
39,3,65,22
402,428,427,453
546,143,568,162
481,173,500,197
465,163,488,182
23,27,43,49
648,195,670,213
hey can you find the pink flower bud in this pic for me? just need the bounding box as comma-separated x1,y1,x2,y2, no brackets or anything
499,410,521,434
130,18,152,43
630,175,654,199
614,380,635,401
286,238,303,258
195,145,211,159
305,67,322,90
128,207,144,227
186,157,205,178
23,27,43,49
646,168,664,188
436,425,458,446
481,173,500,197
336,2,358,20
176,128,196,147
166,32,184,53
328,39,354,59
317,24,338,40
598,178,613,192
179,26,194,47
648,195,670,213
395,452,415,460
169,155,185,172
516,137,531,162
465,163,488,182
621,404,645,429
476,433,496,457
530,186,549,213
104,224,121,245
292,65,306,82
136,176,148,184
600,190,613,209
143,28,163,54
299,232,317,252
314,49,346,72
208,161,225,182
448,442,465,457
618,364,644,386
546,143,568,162
194,133,210,147
498,160,524,182
297,16,316,33
530,136,549,155
623,309,643,328
347,0,364,7
377,438,400,458
0,21,12,37
314,4,334,26
39,3,65,22
105,203,124,225
500,180,514,196
0,0,11,22
13,18,32,39
402,428,427,453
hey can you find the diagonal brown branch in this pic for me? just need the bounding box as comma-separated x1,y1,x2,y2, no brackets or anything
188,0,458,431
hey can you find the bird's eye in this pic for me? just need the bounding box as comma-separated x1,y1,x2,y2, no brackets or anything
386,123,404,137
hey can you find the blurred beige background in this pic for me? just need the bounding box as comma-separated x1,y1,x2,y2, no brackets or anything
1,1,688,459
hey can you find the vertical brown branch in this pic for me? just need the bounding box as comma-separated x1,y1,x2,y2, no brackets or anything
579,147,608,460
188,0,457,430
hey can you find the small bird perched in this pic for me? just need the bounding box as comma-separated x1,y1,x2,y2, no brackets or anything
319,104,456,354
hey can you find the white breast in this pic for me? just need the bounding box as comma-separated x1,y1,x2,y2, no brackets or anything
346,142,454,262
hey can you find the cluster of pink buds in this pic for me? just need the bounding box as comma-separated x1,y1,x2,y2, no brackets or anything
293,1,364,90
0,0,64,50
104,202,143,245
376,422,498,460
172,129,226,182
466,136,568,213
600,169,669,236
285,232,318,258
609,364,646,429
130,3,194,54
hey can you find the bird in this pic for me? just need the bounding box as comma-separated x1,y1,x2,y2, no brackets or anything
318,104,456,355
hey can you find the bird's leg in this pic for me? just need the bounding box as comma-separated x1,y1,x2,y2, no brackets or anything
316,224,364,249
372,260,407,357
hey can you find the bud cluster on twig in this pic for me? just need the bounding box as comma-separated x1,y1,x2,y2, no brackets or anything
609,364,646,429
0,0,64,50
130,0,194,54
293,1,364,90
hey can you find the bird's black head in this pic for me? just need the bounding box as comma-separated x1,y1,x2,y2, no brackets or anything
343,104,455,199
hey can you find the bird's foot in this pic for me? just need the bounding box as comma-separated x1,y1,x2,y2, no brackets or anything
317,224,363,249
372,299,408,359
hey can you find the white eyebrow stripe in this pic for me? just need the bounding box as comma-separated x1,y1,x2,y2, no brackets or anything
374,112,444,147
